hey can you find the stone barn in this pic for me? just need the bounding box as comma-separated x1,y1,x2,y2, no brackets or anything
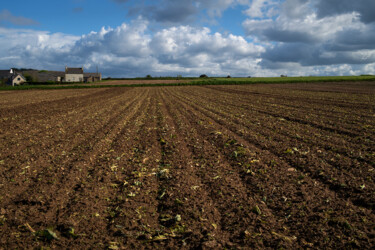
65,67,84,82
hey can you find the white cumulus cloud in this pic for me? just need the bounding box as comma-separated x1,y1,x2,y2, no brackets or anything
0,20,266,77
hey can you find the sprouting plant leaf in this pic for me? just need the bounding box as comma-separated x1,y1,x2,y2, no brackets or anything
134,181,142,186
175,214,181,222
152,235,167,241
64,227,79,239
253,205,261,215
108,241,119,249
175,198,184,205
24,222,35,233
159,138,167,145
35,228,59,241
284,148,294,154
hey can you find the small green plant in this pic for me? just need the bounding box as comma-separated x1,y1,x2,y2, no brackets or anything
34,228,59,241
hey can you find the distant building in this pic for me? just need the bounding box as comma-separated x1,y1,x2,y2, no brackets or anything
84,72,102,83
65,67,84,82
0,69,26,86
64,67,101,83
1,67,101,84
22,70,65,82
11,74,26,86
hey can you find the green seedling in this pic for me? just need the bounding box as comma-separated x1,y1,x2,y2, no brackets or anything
253,205,261,215
284,148,294,154
34,228,59,241
159,138,167,145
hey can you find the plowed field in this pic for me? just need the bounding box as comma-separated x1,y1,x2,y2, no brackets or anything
1,82,374,249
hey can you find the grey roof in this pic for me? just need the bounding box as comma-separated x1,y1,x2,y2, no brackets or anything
66,67,84,74
37,72,64,82
21,70,65,82
0,70,12,78
11,74,26,81
84,73,101,77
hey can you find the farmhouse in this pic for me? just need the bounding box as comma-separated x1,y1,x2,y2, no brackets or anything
65,67,84,82
0,69,26,86
64,67,102,83
1,67,101,84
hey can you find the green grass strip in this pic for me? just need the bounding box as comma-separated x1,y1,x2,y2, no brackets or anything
1,75,374,91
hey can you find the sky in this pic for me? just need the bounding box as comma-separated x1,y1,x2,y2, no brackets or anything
0,0,375,77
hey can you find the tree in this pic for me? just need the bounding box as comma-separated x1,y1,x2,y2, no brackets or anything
199,74,208,78
24,74,34,82
0,78,6,86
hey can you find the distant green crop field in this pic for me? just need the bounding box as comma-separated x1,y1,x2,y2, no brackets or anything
0,75,374,91
205,75,375,83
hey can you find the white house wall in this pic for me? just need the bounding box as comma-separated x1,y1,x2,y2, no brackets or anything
65,74,84,82
12,75,26,86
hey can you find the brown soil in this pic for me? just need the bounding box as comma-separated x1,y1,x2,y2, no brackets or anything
85,79,191,86
0,82,374,249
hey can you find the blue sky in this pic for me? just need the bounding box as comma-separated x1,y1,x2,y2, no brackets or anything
1,0,375,77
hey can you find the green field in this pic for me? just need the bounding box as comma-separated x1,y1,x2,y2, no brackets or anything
1,75,375,91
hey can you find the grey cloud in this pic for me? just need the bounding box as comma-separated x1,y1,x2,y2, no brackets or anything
0,9,39,26
261,42,375,68
243,0,375,72
126,1,198,24
315,0,375,23
282,0,309,19
128,2,198,24
331,25,375,51
115,0,238,24
153,3,198,23
243,20,317,43
261,43,316,64
262,29,316,43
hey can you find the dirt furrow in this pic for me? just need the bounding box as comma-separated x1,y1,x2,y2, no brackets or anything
163,88,302,248
156,88,243,248
1,83,374,249
1,89,149,247
165,87,375,248
170,88,375,210
175,87,375,171
98,89,164,248
177,88,375,174
207,84,375,110
205,86,375,122
188,87,372,138
0,88,134,162
0,88,142,204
